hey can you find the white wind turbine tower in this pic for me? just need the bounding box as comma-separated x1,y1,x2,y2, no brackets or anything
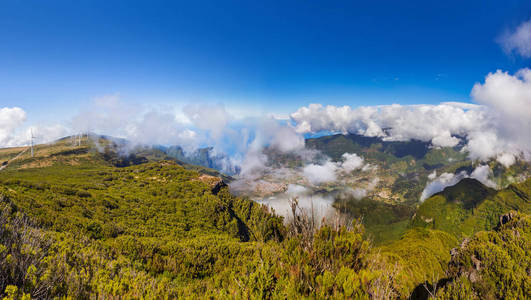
30,128,35,157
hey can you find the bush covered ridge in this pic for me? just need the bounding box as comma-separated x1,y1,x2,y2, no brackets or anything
0,187,397,299
0,139,529,299
436,211,531,299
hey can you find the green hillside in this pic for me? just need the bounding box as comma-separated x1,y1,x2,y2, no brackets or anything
305,133,468,172
0,137,528,299
0,138,285,297
436,211,530,299
0,138,400,298
412,178,530,239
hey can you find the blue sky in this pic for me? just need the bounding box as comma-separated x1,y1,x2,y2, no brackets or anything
1,0,530,121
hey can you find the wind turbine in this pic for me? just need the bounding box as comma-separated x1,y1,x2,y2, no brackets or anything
30,129,35,157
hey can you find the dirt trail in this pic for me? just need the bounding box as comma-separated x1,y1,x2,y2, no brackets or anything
0,147,29,171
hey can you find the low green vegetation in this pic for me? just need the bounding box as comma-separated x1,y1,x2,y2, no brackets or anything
305,133,468,174
334,197,414,245
436,211,530,299
0,138,528,299
380,228,458,297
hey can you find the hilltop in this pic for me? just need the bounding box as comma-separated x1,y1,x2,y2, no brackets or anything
0,134,231,180
411,177,530,238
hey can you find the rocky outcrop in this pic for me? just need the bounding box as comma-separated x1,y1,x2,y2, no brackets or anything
497,211,518,229
196,174,227,195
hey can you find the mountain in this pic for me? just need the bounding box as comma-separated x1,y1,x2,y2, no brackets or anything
159,145,240,175
306,133,467,170
411,177,530,239
374,177,531,297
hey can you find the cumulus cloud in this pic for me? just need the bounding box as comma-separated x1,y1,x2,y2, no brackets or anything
0,107,27,146
470,69,531,162
27,124,69,145
301,153,366,185
340,153,364,172
69,95,308,176
269,125,305,153
239,144,269,178
72,94,140,135
231,118,306,177
291,103,484,148
71,95,201,150
291,69,531,166
499,19,531,58
340,187,368,200
497,153,516,168
303,160,339,185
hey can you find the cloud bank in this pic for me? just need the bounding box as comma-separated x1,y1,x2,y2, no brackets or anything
291,68,531,167
1,68,529,178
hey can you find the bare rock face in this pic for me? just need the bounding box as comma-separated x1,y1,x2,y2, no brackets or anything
448,237,482,283
254,181,288,197
196,174,227,195
497,211,518,229
229,179,288,198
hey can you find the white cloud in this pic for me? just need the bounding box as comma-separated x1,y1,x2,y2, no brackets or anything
302,160,338,185
301,152,366,185
471,69,531,122
342,187,367,200
71,96,208,154
72,94,140,135
291,69,531,167
499,19,531,58
0,107,27,147
470,69,531,162
269,125,305,153
69,95,311,176
0,107,67,148
257,184,336,224
420,171,468,202
239,145,269,178
470,165,497,188
340,153,365,172
302,153,365,185
291,103,485,148
497,153,515,168
183,103,231,141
